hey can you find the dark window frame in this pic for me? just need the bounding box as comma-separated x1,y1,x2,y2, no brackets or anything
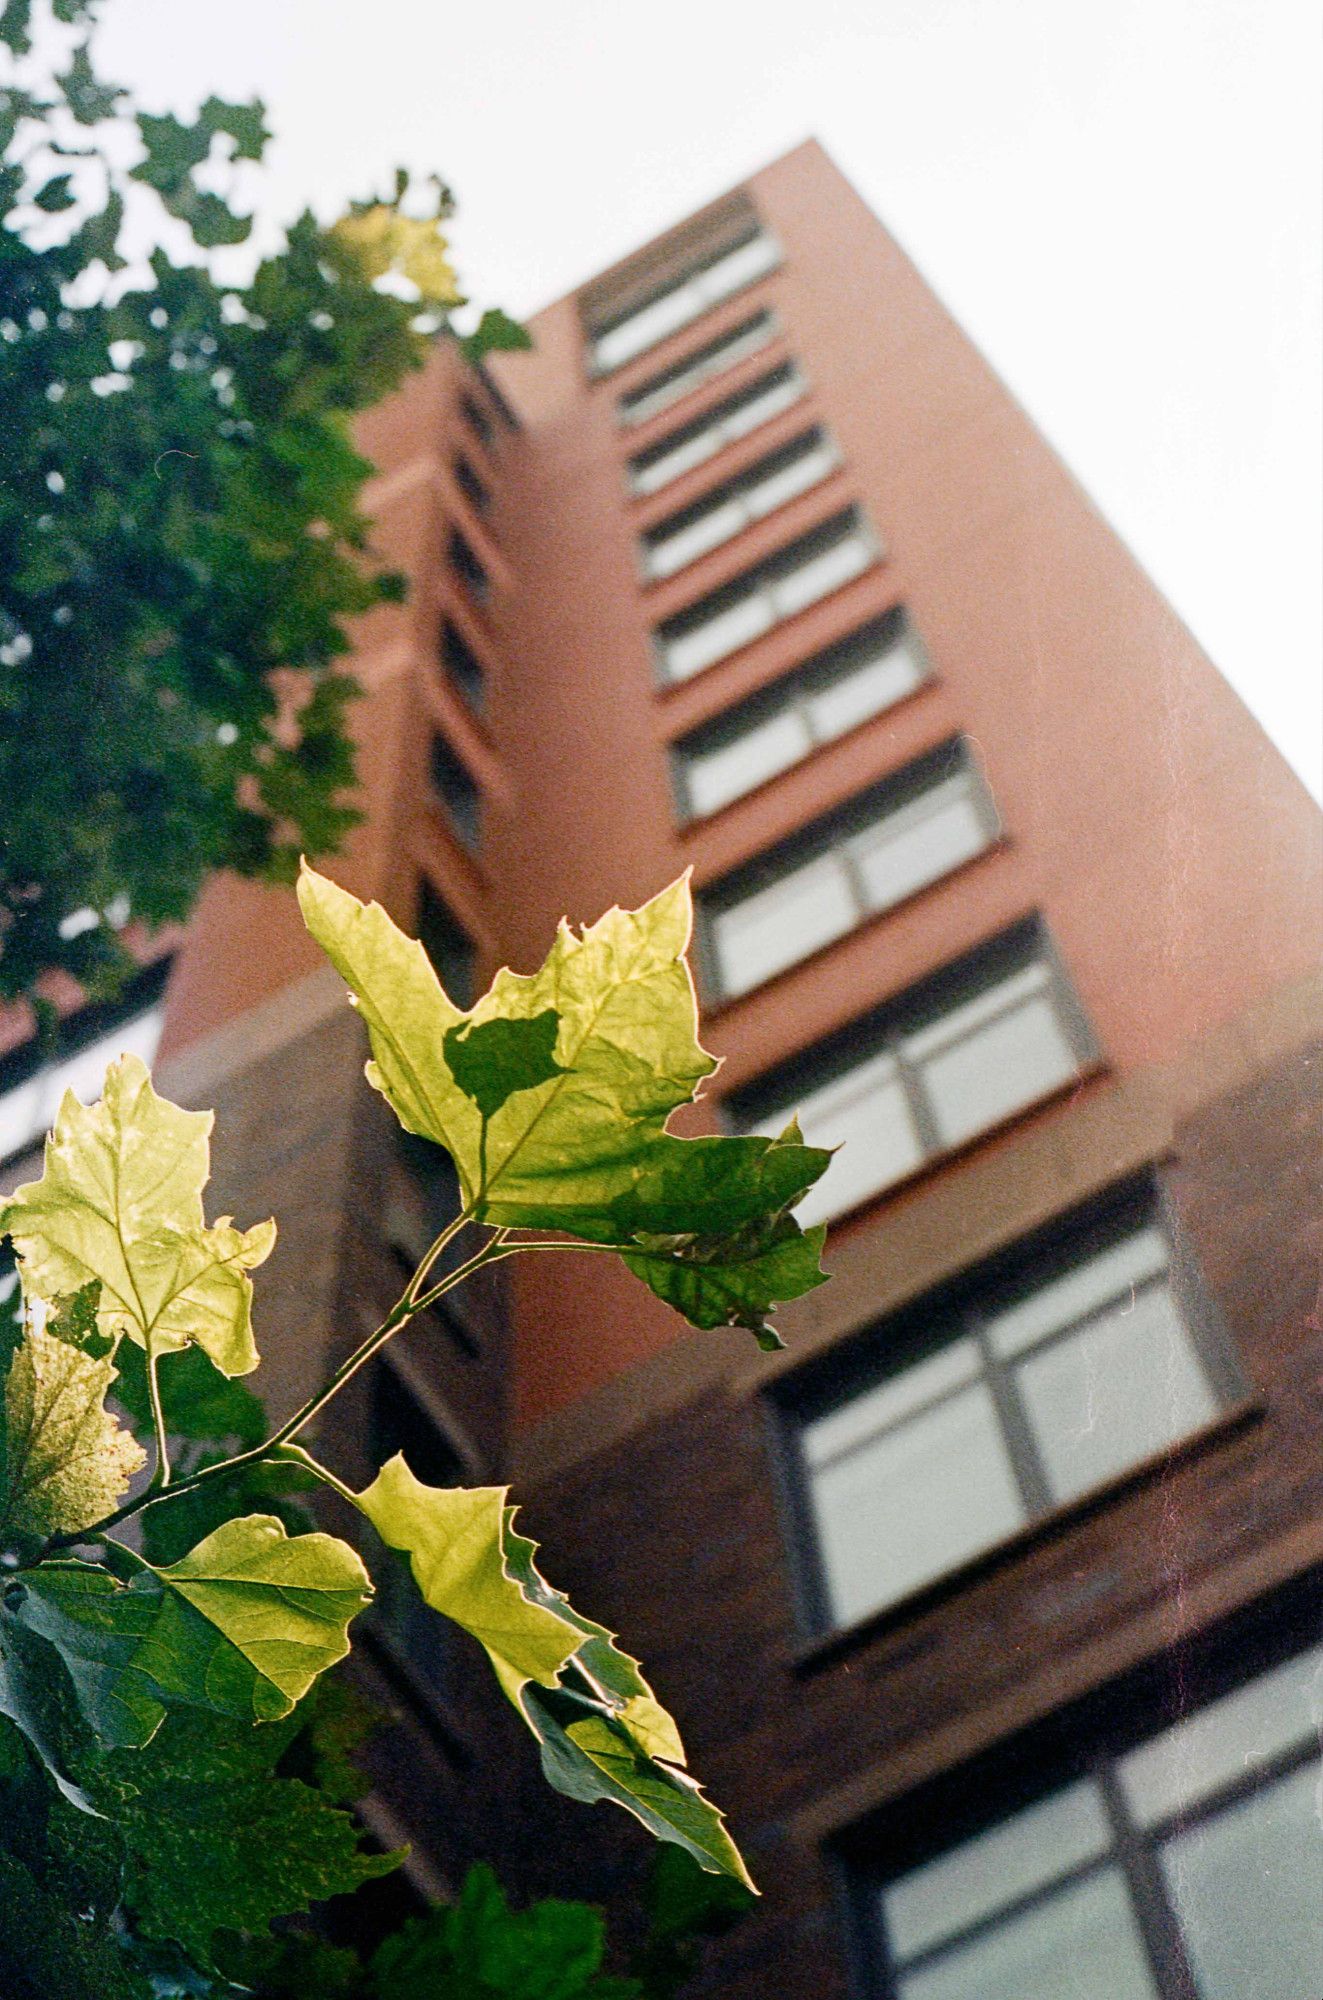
429,731,481,850
835,1574,1323,1999
452,451,491,515
627,359,803,487
639,424,838,576
770,1175,1242,1642
416,879,476,1008
439,617,486,713
447,525,490,606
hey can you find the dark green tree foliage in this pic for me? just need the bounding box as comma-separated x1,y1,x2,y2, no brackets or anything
0,0,524,1003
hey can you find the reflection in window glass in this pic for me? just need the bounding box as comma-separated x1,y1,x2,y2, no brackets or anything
0,969,170,1166
618,311,779,428
642,429,838,579
673,611,929,819
656,510,880,683
629,361,803,493
876,1638,1323,2000
591,232,780,372
701,750,997,1000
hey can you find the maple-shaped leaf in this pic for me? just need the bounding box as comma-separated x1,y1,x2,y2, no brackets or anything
0,1326,145,1541
297,867,829,1341
9,1514,371,1758
0,1054,275,1376
354,1457,752,1887
330,203,461,306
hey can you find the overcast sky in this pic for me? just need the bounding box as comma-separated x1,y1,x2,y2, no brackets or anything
99,0,1322,800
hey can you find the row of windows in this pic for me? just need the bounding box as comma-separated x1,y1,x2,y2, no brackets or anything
590,228,781,374
641,424,840,580
628,357,805,495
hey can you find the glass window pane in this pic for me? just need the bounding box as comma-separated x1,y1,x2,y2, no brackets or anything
766,1049,923,1224
595,284,696,370
905,961,1050,1060
647,498,747,577
896,1870,1158,2000
682,708,813,816
768,530,872,616
1119,1644,1323,1827
709,854,857,997
806,635,926,738
987,1227,1170,1360
851,784,991,914
745,439,836,518
809,1382,1025,1624
919,988,1081,1149
662,592,772,680
1160,1763,1323,2000
698,232,779,302
802,1337,982,1468
0,1004,166,1163
724,372,803,441
887,1782,1113,1961
1016,1286,1218,1502
634,429,720,494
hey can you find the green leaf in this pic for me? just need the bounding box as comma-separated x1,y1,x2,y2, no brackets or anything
0,1848,149,2000
353,1459,751,1886
0,0,32,55
0,1593,98,1812
12,1514,371,1752
367,1862,615,2000
0,1326,145,1540
131,110,212,192
460,307,533,363
100,1707,399,1967
198,93,270,161
354,1456,578,1703
58,42,124,126
297,867,829,1340
32,172,77,212
112,1337,267,1450
1,1054,275,1376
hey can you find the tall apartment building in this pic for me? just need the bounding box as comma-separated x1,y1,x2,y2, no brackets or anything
4,141,1322,1994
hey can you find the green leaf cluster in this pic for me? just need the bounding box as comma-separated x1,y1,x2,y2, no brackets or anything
0,2,528,1003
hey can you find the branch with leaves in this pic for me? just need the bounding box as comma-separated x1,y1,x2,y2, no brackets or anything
0,869,828,1985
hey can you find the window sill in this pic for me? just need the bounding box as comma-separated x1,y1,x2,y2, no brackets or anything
789,1397,1267,1676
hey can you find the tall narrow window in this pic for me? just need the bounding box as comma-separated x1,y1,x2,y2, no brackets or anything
672,609,930,820
640,427,839,579
459,391,494,447
727,921,1094,1225
864,1629,1322,1998
590,231,781,373
779,1184,1230,1631
429,733,481,849
439,618,486,713
699,741,998,999
417,880,476,1008
617,310,780,428
452,452,490,514
628,362,806,495
448,527,490,607
656,508,881,683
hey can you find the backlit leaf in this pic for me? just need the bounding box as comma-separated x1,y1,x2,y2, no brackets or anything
353,1458,751,1885
1,1054,275,1376
11,1514,371,1753
0,1326,145,1540
298,867,829,1341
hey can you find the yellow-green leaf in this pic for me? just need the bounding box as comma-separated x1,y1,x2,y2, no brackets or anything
0,1326,145,1539
297,866,829,1342
354,1456,578,1702
0,1054,275,1376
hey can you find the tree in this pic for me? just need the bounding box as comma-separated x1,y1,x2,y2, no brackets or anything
0,0,524,1005
0,868,829,1990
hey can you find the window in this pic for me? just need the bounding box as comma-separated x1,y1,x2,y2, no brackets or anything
448,526,489,606
628,361,805,496
365,1352,466,1703
780,1185,1231,1631
617,310,779,428
656,508,881,683
640,427,839,580
727,921,1093,1225
459,391,494,447
699,742,997,1000
590,231,781,374
866,1629,1323,1998
429,733,481,849
672,609,931,820
440,618,486,713
453,452,490,514
0,957,172,1167
417,880,476,1007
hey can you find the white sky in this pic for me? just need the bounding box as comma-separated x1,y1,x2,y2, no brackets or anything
99,0,1322,800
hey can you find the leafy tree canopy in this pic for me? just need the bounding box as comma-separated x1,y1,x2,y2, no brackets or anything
0,0,526,1005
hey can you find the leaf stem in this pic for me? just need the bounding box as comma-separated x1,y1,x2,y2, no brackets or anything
404,1205,472,1306
32,1225,506,1557
144,1330,171,1491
